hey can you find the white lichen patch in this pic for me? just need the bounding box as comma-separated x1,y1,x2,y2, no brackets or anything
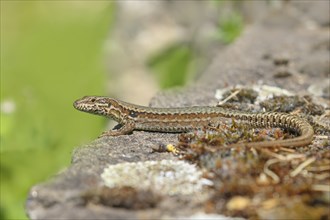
101,160,212,196
215,84,294,105
185,212,245,220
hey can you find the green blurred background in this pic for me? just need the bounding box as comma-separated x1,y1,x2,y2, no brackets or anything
1,2,114,219
0,1,242,219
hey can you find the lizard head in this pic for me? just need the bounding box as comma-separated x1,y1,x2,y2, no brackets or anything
73,96,122,122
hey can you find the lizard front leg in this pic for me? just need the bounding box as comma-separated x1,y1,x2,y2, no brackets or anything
99,120,136,137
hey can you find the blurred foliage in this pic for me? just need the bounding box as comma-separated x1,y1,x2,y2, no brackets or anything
147,8,243,89
1,2,114,219
148,43,195,89
217,12,243,44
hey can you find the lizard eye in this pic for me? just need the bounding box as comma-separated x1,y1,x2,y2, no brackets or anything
91,98,96,102
129,111,138,118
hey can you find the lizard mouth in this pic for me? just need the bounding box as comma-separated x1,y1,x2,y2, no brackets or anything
73,99,85,111
73,100,79,109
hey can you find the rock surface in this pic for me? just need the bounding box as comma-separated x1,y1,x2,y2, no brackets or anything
26,2,329,219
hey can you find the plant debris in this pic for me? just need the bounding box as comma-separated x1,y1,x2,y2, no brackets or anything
176,94,330,219
260,95,324,115
221,88,258,104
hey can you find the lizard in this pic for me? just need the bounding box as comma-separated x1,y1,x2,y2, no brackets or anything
73,96,314,148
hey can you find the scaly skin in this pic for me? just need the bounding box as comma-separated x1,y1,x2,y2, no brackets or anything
73,96,314,148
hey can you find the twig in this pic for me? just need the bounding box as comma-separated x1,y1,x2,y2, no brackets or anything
290,157,316,177
264,158,280,184
218,89,242,105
